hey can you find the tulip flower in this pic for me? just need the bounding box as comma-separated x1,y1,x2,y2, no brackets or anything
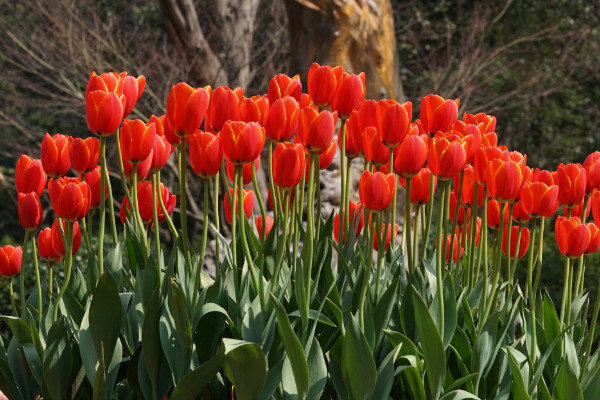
18,192,43,231
165,82,210,141
363,126,390,166
273,142,305,190
148,116,175,174
450,122,481,163
115,73,146,117
583,151,600,193
453,165,484,207
51,219,81,257
379,101,412,148
343,110,364,158
591,190,600,227
267,73,302,104
486,158,524,203
86,88,125,136
449,191,469,226
15,155,46,196
438,234,463,262
84,166,107,209
420,94,459,135
473,146,506,185
221,121,265,165
297,107,337,154
486,200,508,229
330,72,366,119
557,163,586,209
333,200,365,243
123,153,152,182
255,215,274,240
502,225,530,259
0,245,22,278
41,133,71,178
37,228,61,262
69,137,100,175
463,112,496,134
520,181,559,218
427,134,467,180
359,171,396,212
399,168,437,205
119,119,156,164
555,216,591,258
393,129,427,178
373,223,399,251
306,140,336,174
238,95,269,126
205,86,243,133
307,63,344,107
188,131,222,178
226,158,260,185
565,199,591,221
512,201,532,224
265,96,299,142
120,181,176,224
48,177,91,222
224,188,255,224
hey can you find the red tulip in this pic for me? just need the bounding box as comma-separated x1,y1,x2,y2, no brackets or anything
267,74,302,104
255,215,274,240
359,171,396,212
15,155,46,196
486,158,524,203
38,228,61,262
438,234,463,262
41,133,71,178
486,199,508,229
463,112,496,134
450,122,481,163
48,177,91,221
343,110,363,158
273,142,305,190
373,223,399,251
520,181,559,218
306,140,336,175
333,200,365,243
120,181,176,224
583,151,600,193
120,119,156,164
18,192,43,231
330,72,366,119
587,223,600,255
420,94,459,135
307,63,344,107
555,216,591,258
512,200,532,224
115,73,146,117
427,135,467,180
297,107,337,154
224,188,255,224
473,146,505,185
165,82,210,141
556,163,586,208
502,225,530,259
265,96,299,142
148,115,175,174
453,165,484,208
226,157,260,185
380,101,412,148
221,121,265,165
399,168,437,205
189,131,222,178
0,245,22,278
84,166,107,209
86,90,125,136
206,86,243,133
51,219,81,257
238,95,269,125
69,137,100,175
565,198,591,221
393,128,426,178
123,153,152,182
363,126,390,166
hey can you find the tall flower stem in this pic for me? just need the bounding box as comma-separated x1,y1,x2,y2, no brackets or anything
272,190,290,288
422,173,437,259
389,147,397,253
114,129,133,212
435,180,450,337
413,204,420,270
526,218,538,360
359,211,376,330
475,187,488,286
448,172,464,271
582,267,600,375
482,203,506,324
20,230,30,318
8,279,17,316
559,256,572,329
178,142,193,273
466,186,479,288
31,235,42,323
533,217,545,296
213,173,221,273
157,172,178,240
48,262,54,297
151,174,162,276
304,154,317,308
131,166,149,257
53,221,73,322
505,203,515,285
268,141,281,220
405,178,413,273
231,167,239,289
98,137,107,276
339,120,348,243
375,213,385,298
251,166,267,239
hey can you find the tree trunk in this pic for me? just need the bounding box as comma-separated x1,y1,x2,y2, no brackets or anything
285,0,404,101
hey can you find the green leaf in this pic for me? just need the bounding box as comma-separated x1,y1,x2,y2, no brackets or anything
412,286,446,400
289,309,336,327
439,389,481,400
42,317,75,400
142,288,165,399
373,345,400,400
271,295,309,400
383,330,418,357
397,366,426,400
89,271,122,370
471,312,499,389
0,316,31,344
506,347,532,400
170,353,223,400
306,338,327,400
221,338,266,400
341,314,377,400
553,360,584,400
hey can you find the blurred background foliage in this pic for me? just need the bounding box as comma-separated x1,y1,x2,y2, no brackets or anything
0,0,598,308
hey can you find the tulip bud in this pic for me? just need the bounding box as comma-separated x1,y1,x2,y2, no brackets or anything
41,133,71,178
18,192,43,231
0,245,22,278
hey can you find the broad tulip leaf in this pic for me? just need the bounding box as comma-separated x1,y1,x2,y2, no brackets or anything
89,271,122,370
42,317,75,400
373,345,400,400
221,338,266,400
306,339,327,400
341,314,377,400
397,366,426,400
553,360,583,400
170,353,222,400
0,316,31,344
506,347,532,400
439,389,481,400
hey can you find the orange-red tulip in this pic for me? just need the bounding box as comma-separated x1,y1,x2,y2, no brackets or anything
226,158,260,185
502,225,530,259
463,112,496,134
330,72,366,119
273,142,305,190
0,245,22,278
438,234,463,262
427,135,467,180
115,73,146,117
363,126,389,166
255,215,274,240
69,137,100,175
587,223,600,255
380,101,412,148
51,219,81,257
18,192,43,231
15,155,46,196
393,128,426,178
373,223,399,252
148,116,175,174
267,73,302,104
449,191,469,226
420,94,459,135
123,153,152,182
38,228,61,262
238,95,269,125
221,121,265,165
120,119,156,164
359,171,396,212
473,146,505,185
333,200,365,243
165,82,210,141
41,133,71,178
399,168,437,205
486,199,508,229
48,177,91,222
512,200,532,224
555,216,591,258
453,165,484,207
306,140,336,174
189,131,222,178
307,63,344,108
297,107,337,154
86,90,125,137
84,166,107,209
120,181,176,224
344,110,363,158
486,159,523,203
206,86,243,133
583,151,600,193
556,163,586,208
224,188,255,224
265,96,299,142
520,181,558,218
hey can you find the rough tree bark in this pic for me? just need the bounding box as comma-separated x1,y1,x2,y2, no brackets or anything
285,0,405,101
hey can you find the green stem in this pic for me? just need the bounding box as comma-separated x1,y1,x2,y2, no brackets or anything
339,120,347,244
375,213,385,298
272,190,290,289
506,203,515,286
231,167,239,292
467,185,479,289
131,165,149,256
533,217,545,296
98,137,107,276
53,221,73,322
213,173,220,274
435,181,449,337
8,279,17,316
114,129,133,213
151,174,162,275
422,173,436,260
156,172,178,240
413,204,420,272
268,141,281,219
251,165,267,239
48,262,54,297
559,257,572,329
526,218,538,360
389,147,397,254
315,155,322,237
582,262,600,375
200,178,210,267
448,172,464,272
482,202,506,325
20,230,29,318
31,235,42,323
178,142,194,273
360,211,376,330
475,187,488,286
405,178,413,273
305,153,317,307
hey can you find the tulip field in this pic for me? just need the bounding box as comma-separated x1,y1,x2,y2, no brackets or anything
3,64,600,399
